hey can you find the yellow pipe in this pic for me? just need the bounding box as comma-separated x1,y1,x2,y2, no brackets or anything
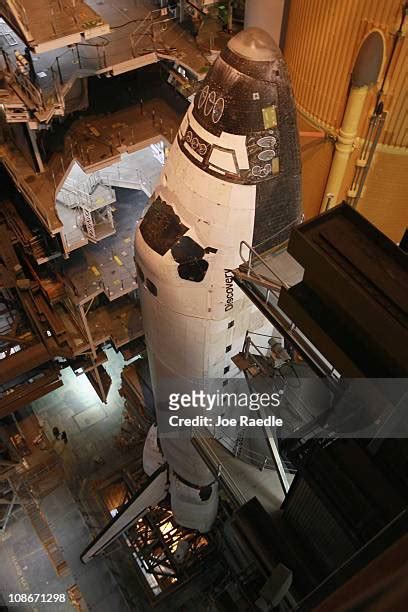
321,85,369,211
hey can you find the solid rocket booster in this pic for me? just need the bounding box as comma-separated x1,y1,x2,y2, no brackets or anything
135,28,302,532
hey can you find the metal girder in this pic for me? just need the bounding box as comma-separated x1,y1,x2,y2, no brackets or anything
81,465,168,563
0,459,19,468
0,496,21,505
0,332,33,345
0,478,22,534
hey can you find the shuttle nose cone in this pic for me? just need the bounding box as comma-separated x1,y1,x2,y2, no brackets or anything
227,27,278,61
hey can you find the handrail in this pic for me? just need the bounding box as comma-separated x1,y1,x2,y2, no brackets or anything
236,272,340,382
1,48,61,111
130,10,154,54
58,185,92,208
130,9,177,56
217,427,276,470
1,8,181,123
99,167,153,194
239,240,290,291
58,172,117,211
192,428,247,508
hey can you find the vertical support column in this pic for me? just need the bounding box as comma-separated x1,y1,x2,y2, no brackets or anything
1,48,11,72
321,85,369,211
56,56,63,85
27,126,45,173
322,29,384,211
244,0,286,46
226,0,233,34
179,0,185,23
78,304,106,403
11,413,24,437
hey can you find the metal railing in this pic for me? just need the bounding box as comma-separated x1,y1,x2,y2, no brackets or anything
0,48,62,111
46,8,177,95
130,10,156,55
217,427,276,471
1,153,55,229
64,265,133,301
62,226,87,251
99,167,153,195
57,173,116,209
48,122,166,195
192,427,247,509
49,44,105,92
239,240,290,297
57,188,88,210
130,9,177,57
346,109,387,208
0,4,187,126
76,172,115,203
236,243,340,382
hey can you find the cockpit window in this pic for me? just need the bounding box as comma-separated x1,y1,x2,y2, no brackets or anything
209,146,239,175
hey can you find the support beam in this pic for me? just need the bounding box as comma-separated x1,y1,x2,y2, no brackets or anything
78,303,106,403
0,497,21,505
0,332,33,345
260,407,290,495
0,459,19,468
27,126,45,173
0,491,19,532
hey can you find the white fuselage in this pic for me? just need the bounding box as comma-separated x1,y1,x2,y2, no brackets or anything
135,105,271,530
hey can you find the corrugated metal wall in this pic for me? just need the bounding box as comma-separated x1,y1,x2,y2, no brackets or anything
283,0,407,240
284,0,406,146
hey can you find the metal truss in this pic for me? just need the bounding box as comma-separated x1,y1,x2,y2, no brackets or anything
126,505,212,587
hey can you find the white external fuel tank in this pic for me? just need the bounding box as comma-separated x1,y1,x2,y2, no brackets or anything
135,28,302,532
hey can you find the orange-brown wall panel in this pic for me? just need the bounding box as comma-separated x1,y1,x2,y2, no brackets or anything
298,114,334,219
358,152,408,242
382,39,407,147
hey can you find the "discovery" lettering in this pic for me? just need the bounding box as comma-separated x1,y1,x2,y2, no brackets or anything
225,270,234,311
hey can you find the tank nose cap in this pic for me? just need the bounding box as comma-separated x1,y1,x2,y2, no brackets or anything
228,27,277,61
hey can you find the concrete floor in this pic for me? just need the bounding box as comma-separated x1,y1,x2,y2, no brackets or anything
0,483,131,611
32,346,127,481
0,508,74,612
63,187,147,302
57,144,163,253
0,347,143,609
41,484,131,612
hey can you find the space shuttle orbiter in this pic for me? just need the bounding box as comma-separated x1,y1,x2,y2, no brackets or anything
134,27,302,533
